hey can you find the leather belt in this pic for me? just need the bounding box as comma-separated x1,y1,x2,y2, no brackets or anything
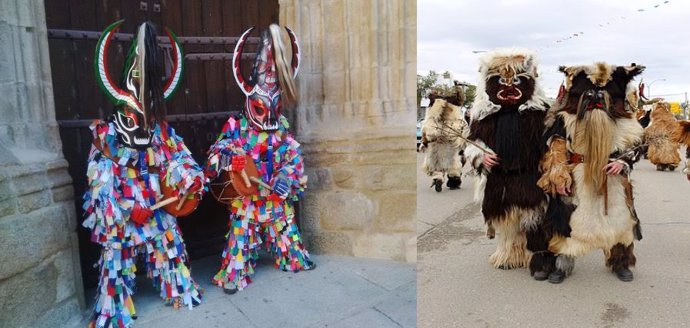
569,153,585,164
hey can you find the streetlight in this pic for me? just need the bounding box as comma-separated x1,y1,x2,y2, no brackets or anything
648,78,666,98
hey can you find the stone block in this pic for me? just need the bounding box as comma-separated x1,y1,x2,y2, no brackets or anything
319,190,376,231
0,172,13,201
0,198,16,217
51,184,74,203
0,205,70,280
332,167,355,189
299,194,323,233
323,71,347,103
304,230,354,256
304,167,333,191
54,250,77,303
353,164,415,192
372,191,415,233
33,297,81,328
47,166,72,188
0,257,58,327
11,169,47,195
16,189,51,214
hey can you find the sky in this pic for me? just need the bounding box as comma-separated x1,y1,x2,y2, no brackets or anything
418,0,690,102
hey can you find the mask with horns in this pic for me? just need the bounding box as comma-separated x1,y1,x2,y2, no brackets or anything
94,20,184,149
233,24,300,131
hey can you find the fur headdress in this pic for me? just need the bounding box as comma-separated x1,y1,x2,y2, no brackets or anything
471,48,549,121
425,98,462,123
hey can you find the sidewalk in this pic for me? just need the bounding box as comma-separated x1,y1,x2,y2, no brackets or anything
68,254,416,328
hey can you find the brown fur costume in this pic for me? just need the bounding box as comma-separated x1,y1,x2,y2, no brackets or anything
645,102,681,169
464,49,550,270
539,62,644,281
420,99,467,187
672,120,690,178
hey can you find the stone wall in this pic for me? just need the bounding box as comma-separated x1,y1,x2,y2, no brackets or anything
0,0,84,326
280,0,417,262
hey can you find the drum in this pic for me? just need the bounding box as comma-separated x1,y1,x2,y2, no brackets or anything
210,154,261,205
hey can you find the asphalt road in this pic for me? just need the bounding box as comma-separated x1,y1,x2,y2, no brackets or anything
417,152,690,327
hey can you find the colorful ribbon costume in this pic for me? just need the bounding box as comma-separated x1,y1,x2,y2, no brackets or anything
206,25,314,293
83,21,204,328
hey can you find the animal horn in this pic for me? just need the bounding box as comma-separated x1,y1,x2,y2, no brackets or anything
162,27,184,101
94,20,142,111
232,27,255,95
285,27,300,77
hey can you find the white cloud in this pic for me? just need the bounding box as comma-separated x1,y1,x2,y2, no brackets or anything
418,0,690,101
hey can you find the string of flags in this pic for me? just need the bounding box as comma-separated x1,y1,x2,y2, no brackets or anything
537,0,671,51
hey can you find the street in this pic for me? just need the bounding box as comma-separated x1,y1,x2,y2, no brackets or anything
417,152,690,327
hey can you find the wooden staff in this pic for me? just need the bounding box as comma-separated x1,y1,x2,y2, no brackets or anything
435,122,494,154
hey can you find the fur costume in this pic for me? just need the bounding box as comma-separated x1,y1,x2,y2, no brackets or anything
84,21,204,328
464,49,550,271
205,25,313,293
672,120,690,179
420,99,467,191
645,102,681,170
539,62,645,283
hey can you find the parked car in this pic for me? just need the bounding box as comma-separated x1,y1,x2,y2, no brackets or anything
416,119,424,150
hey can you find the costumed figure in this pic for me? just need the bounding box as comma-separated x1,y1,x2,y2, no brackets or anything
538,63,645,283
205,25,315,294
463,49,552,276
419,98,467,192
83,21,205,327
672,119,690,180
645,101,681,171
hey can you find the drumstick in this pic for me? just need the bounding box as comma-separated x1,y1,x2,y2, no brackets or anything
151,196,179,210
249,176,273,190
175,191,190,211
240,170,252,188
226,145,273,191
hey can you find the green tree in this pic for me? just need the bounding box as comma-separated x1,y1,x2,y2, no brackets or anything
417,71,477,108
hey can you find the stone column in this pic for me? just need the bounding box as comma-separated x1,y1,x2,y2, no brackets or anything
0,0,84,326
280,0,417,262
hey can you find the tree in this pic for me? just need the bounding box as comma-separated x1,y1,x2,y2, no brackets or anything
417,71,477,108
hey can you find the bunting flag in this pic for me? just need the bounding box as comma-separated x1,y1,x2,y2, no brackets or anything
537,1,672,51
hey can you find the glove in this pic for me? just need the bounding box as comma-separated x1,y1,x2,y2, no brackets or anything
130,203,153,226
187,179,203,195
231,155,247,172
272,175,290,199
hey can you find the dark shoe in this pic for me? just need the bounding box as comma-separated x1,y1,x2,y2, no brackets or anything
656,165,664,171
533,271,549,281
446,176,462,190
670,166,677,171
497,264,513,270
223,283,238,295
434,179,442,192
614,267,634,282
548,270,566,284
305,261,317,271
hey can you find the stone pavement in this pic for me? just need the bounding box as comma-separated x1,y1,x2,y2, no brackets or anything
67,254,415,328
417,153,690,327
